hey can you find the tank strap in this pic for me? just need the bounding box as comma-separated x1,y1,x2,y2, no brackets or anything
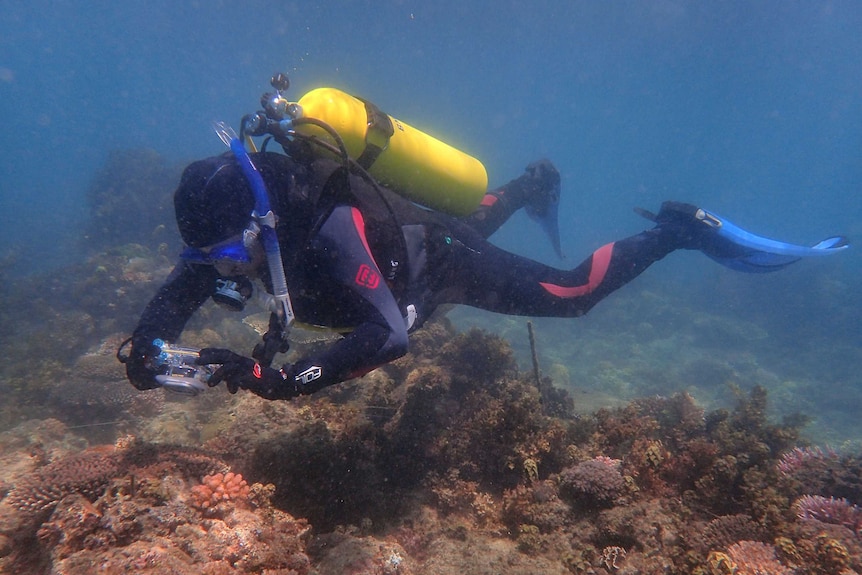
356,99,394,170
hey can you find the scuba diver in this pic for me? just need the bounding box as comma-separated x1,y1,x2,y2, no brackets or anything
120,75,849,400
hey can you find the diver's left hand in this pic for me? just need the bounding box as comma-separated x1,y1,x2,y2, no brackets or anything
197,348,298,400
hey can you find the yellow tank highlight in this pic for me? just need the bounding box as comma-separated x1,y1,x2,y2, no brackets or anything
295,88,488,216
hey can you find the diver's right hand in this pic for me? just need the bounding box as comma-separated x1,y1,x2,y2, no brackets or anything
122,336,161,391
198,348,299,400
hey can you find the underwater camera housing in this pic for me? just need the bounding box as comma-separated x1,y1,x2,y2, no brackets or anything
151,339,212,396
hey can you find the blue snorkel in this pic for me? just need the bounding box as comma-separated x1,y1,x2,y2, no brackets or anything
212,121,295,329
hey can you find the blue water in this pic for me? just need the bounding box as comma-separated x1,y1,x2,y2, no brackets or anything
1,2,860,439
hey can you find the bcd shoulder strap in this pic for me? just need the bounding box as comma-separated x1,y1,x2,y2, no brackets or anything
305,157,409,298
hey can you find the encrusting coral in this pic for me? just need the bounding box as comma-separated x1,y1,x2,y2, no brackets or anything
726,540,793,575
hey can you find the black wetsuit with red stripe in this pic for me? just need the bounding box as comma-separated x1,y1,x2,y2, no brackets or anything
133,154,677,394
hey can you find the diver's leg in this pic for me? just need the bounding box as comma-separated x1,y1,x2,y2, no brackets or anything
461,160,560,239
430,221,678,317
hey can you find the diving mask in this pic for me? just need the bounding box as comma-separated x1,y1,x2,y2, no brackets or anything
181,223,264,277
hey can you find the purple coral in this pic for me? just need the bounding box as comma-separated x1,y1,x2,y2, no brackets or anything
558,456,625,505
794,495,862,534
776,446,837,478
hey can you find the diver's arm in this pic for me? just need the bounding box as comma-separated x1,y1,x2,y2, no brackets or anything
199,205,409,399
124,261,217,390
287,303,407,394
133,261,218,343
199,279,407,399
285,205,408,394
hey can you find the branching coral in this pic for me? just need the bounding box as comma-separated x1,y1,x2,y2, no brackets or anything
776,446,838,478
4,447,120,519
190,472,251,511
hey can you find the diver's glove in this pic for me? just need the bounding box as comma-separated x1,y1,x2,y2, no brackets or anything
119,336,161,391
198,348,299,400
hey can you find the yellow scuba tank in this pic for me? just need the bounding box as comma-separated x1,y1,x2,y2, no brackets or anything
294,88,488,216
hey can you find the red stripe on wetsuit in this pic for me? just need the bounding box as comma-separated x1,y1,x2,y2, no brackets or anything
540,242,614,298
351,207,377,264
480,193,500,207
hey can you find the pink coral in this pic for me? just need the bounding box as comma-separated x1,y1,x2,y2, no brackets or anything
794,494,862,534
190,472,251,510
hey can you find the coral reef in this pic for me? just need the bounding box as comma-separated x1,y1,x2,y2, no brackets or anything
0,432,310,574
0,439,228,536
22,483,311,575
5,315,860,574
695,514,765,553
309,531,415,575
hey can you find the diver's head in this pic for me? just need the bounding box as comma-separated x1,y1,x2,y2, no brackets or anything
174,154,269,276
174,153,256,249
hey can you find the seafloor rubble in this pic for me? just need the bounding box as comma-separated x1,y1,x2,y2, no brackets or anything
1,150,860,574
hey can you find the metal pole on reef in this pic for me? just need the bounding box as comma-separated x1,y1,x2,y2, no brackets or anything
527,321,543,405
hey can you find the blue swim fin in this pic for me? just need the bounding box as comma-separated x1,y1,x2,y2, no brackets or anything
700,210,848,273
637,202,849,273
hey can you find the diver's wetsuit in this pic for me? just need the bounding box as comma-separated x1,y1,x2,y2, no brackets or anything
133,152,676,394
